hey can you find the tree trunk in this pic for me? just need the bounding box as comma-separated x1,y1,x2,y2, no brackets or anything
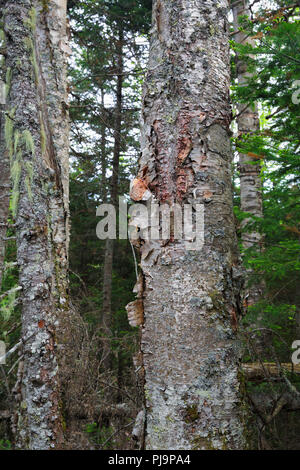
0,5,10,287
101,27,123,369
3,0,71,449
102,237,114,368
100,87,107,201
130,0,251,450
232,0,264,305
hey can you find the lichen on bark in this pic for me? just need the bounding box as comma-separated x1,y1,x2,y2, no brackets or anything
131,0,253,450
3,0,72,449
0,7,10,289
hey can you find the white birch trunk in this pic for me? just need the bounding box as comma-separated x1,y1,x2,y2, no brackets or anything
232,0,264,305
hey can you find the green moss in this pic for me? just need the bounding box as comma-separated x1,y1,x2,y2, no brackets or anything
144,386,151,402
14,130,20,154
46,212,52,232
23,21,39,83
61,415,67,433
23,36,34,52
5,66,11,98
23,7,37,32
24,37,38,84
209,24,216,36
22,129,35,156
20,400,27,410
152,424,165,440
10,190,20,218
11,159,22,187
1,287,17,321
166,414,174,423
164,114,175,124
0,29,5,43
10,156,22,217
6,66,11,84
25,161,33,181
8,127,35,211
25,176,32,201
30,48,39,84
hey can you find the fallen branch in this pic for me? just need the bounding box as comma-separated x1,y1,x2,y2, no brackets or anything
0,340,22,364
242,362,300,380
0,285,22,302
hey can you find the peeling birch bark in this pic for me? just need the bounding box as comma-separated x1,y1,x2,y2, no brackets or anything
3,0,71,449
130,0,252,450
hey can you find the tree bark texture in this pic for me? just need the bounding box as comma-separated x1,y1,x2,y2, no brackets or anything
0,5,10,287
130,0,251,450
3,0,71,449
232,1,264,308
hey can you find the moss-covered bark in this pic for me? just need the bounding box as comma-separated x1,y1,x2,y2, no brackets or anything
3,0,71,449
0,6,10,287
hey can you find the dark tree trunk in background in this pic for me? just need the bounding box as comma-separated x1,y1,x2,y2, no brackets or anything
102,237,114,367
101,27,123,369
3,0,72,449
100,87,107,201
130,0,252,449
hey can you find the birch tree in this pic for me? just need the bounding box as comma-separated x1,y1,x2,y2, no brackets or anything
129,0,252,450
232,0,264,305
3,0,72,449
